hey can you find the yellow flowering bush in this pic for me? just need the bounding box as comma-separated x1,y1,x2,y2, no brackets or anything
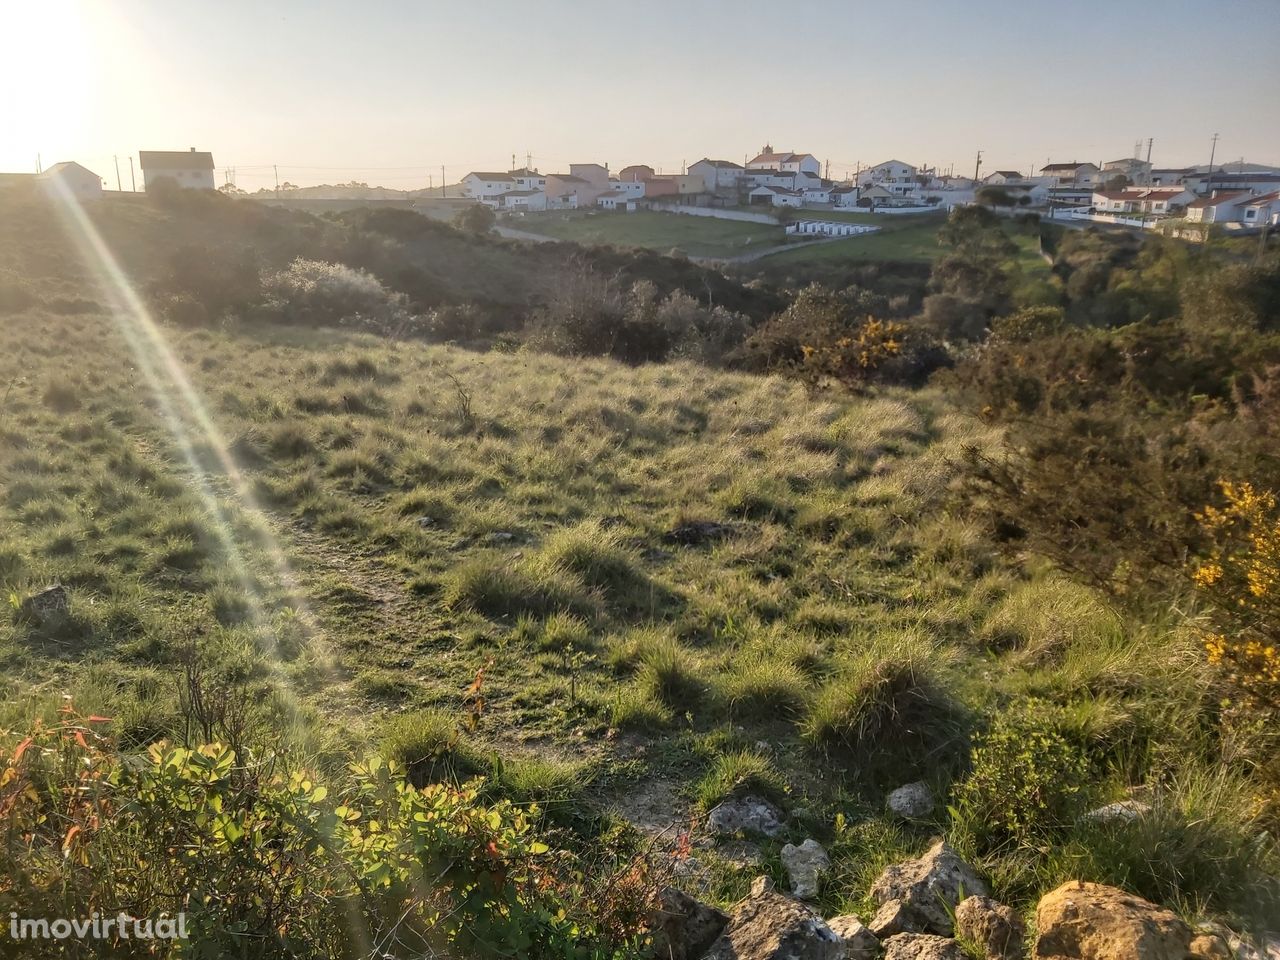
1193,480,1280,708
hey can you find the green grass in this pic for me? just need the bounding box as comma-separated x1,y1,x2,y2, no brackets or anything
764,212,950,263
510,209,784,257
2,199,1276,934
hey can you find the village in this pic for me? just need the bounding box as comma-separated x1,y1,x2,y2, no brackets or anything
6,144,1280,244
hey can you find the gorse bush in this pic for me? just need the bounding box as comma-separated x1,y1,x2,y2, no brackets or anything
260,258,413,336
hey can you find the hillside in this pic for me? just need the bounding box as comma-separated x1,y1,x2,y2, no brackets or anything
1,187,1278,958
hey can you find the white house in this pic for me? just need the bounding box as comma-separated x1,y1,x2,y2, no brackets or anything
597,191,642,212
688,158,743,193
1242,191,1280,227
509,168,547,191
139,149,215,190
500,189,547,211
462,172,517,200
747,145,820,176
858,160,920,196
801,185,833,204
1091,187,1193,216
1185,191,1252,224
749,185,803,207
832,185,860,207
1039,161,1100,188
37,161,103,201
607,179,646,199
983,170,1023,186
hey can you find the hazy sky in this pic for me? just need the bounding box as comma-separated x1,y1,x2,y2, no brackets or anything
4,0,1278,189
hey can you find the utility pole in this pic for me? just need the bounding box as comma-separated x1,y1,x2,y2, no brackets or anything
128,156,135,191
1207,133,1219,194
113,155,122,192
973,149,983,182
441,165,446,197
825,158,830,179
512,152,516,172
273,164,280,199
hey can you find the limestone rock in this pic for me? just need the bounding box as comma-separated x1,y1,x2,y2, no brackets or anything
869,899,927,939
706,794,784,838
1033,881,1191,960
884,933,972,960
956,895,1026,960
781,838,830,900
646,886,728,960
829,915,880,960
751,875,775,897
887,781,936,819
19,585,69,625
703,888,843,960
1081,800,1152,825
870,840,989,936
1188,934,1232,960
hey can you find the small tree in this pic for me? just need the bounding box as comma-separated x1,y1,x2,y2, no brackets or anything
454,203,496,235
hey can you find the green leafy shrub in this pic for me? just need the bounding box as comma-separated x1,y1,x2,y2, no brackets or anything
260,258,413,336
951,702,1090,852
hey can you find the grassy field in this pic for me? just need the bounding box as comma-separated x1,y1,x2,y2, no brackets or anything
510,209,785,257
765,213,950,264
2,194,1275,942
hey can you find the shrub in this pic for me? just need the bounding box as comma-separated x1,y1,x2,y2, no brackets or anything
378,708,485,786
715,654,806,718
951,702,1091,852
260,258,412,335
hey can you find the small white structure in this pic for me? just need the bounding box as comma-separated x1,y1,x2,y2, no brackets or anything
801,185,833,204
787,219,879,237
832,186,860,207
858,160,918,193
1039,161,1101,187
37,161,103,201
607,178,646,199
139,148,215,190
597,191,641,211
983,170,1023,186
1091,187,1194,216
501,189,547,211
749,185,803,207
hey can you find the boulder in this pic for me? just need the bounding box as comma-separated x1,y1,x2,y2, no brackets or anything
19,584,69,625
829,915,880,960
706,795,785,838
884,933,972,960
869,899,927,939
750,875,775,897
781,838,830,900
870,840,989,936
1033,881,1191,960
647,886,728,960
955,895,1026,960
887,782,936,819
1081,800,1151,825
1188,934,1232,960
703,888,843,960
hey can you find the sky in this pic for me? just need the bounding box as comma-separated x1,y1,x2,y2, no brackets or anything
4,0,1279,190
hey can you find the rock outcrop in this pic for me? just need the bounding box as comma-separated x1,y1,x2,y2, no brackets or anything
883,933,972,960
1034,881,1192,960
781,838,830,900
705,795,785,838
956,895,1026,960
703,888,843,960
828,915,880,960
869,840,989,936
887,782,936,819
19,584,69,624
647,887,728,960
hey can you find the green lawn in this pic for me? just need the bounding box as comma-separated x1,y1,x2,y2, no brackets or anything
510,209,784,257
764,214,949,264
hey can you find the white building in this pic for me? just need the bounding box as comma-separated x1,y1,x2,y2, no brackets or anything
37,161,103,201
749,185,803,207
500,189,547,211
688,158,743,193
1039,161,1101,188
983,170,1023,186
462,172,517,200
607,179,646,199
832,186,860,207
1091,187,1194,216
747,145,820,176
139,149,215,190
1186,190,1280,225
858,160,919,196
597,191,642,212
